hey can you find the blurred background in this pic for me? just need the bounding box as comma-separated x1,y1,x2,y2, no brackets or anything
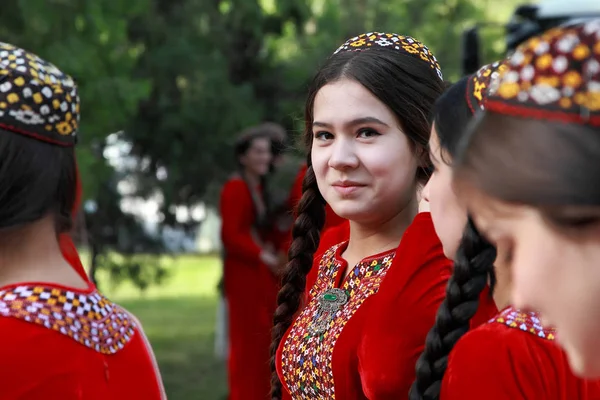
0,0,543,398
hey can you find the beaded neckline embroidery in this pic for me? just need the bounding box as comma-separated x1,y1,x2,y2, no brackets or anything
492,306,556,341
0,285,137,354
281,243,395,399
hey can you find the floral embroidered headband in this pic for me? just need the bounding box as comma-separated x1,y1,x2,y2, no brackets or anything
333,32,443,81
485,19,600,126
0,41,80,146
466,61,509,114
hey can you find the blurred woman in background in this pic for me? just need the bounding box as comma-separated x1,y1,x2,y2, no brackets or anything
220,125,283,399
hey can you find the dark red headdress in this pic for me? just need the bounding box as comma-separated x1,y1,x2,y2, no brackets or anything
485,20,600,126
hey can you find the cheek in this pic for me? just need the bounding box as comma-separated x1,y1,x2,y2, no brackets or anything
548,238,600,377
366,141,417,184
509,224,600,361
428,173,466,257
310,147,330,192
510,228,557,310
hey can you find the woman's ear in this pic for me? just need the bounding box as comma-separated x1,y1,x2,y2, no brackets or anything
417,145,431,169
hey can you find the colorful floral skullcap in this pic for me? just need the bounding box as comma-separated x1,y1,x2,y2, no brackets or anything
486,19,600,126
0,42,80,146
466,61,509,114
333,32,443,80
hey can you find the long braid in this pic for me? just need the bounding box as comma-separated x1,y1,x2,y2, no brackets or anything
269,163,326,399
409,218,496,400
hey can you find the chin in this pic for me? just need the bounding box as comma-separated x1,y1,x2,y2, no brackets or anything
255,167,270,176
565,344,600,379
442,246,456,262
333,208,380,225
328,204,363,221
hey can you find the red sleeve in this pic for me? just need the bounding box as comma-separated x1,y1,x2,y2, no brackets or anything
220,179,262,263
358,212,453,399
441,324,596,400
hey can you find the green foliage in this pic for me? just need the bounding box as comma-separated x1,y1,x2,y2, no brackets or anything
1,0,525,290
0,0,524,207
101,256,227,399
100,252,170,293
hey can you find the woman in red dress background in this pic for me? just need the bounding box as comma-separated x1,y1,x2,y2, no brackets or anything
411,58,600,399
0,42,165,399
220,126,283,399
270,32,453,399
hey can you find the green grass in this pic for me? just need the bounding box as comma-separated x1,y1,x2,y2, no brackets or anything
97,255,228,400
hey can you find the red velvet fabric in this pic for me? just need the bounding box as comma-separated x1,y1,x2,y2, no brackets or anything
442,309,600,399
471,285,498,330
276,213,453,399
304,221,350,304
220,177,279,400
0,285,163,399
308,222,497,330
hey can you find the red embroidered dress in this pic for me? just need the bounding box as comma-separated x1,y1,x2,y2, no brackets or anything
442,306,600,399
276,213,453,399
282,244,395,398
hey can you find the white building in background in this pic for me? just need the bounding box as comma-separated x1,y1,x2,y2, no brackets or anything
197,207,222,254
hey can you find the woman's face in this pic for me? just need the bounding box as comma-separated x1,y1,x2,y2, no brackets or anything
421,126,467,259
239,137,273,177
310,78,419,226
468,193,600,378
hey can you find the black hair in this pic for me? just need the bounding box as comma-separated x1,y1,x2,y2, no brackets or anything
409,77,497,400
455,113,600,209
0,129,76,235
270,46,445,399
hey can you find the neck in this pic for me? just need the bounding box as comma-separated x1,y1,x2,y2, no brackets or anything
345,195,418,260
492,265,512,311
0,216,87,289
243,170,261,187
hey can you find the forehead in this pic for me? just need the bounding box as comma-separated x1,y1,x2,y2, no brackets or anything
249,136,271,150
313,79,395,123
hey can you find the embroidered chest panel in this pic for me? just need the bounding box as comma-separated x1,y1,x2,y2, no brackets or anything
281,244,395,399
0,285,137,354
492,307,556,340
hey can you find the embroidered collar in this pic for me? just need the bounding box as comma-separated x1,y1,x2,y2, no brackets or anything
0,284,137,354
492,306,556,340
282,243,396,399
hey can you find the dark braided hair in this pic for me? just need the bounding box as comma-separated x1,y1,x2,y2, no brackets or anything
409,219,496,399
269,44,444,399
409,77,497,400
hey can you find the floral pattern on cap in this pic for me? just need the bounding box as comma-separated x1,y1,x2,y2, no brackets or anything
333,32,443,80
486,19,600,126
466,60,509,114
0,42,80,146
